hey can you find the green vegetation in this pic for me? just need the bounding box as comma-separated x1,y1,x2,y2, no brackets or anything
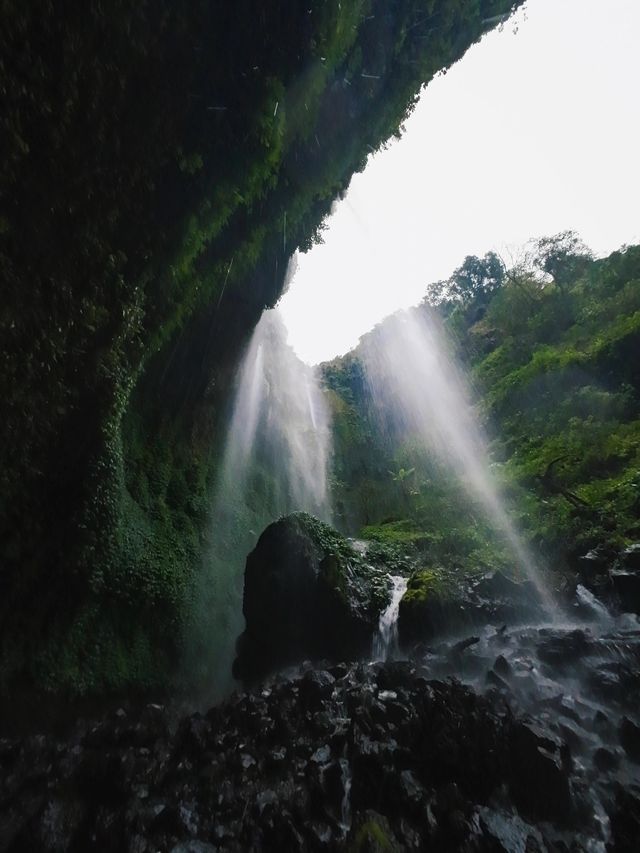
325,238,640,578
471,241,640,557
402,569,458,606
397,566,462,641
0,0,527,693
3,3,636,698
291,513,393,615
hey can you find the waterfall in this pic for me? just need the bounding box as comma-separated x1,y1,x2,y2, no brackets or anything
361,306,552,612
220,309,332,520
373,575,408,661
189,307,333,699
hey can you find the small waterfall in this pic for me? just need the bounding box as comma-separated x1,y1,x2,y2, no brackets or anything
575,584,612,623
189,307,333,698
339,756,352,836
373,575,408,661
361,307,552,612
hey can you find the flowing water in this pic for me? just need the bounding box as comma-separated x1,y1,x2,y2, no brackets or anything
193,299,552,695
373,575,408,661
189,307,333,698
219,308,332,520
361,306,552,612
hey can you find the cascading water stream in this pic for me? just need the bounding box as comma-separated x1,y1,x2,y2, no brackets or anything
373,575,408,661
190,307,333,698
361,306,553,614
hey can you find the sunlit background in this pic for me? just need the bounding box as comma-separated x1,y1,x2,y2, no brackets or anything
278,0,640,364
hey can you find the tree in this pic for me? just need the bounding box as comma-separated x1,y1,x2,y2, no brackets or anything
533,231,593,291
448,251,505,304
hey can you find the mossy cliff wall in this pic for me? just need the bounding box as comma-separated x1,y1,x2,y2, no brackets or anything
0,0,523,693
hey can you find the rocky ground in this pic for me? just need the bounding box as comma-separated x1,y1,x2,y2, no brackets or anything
2,619,640,853
3,533,640,852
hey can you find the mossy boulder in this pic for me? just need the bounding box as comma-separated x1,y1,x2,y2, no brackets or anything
398,569,464,644
398,567,541,645
234,513,390,682
349,811,403,852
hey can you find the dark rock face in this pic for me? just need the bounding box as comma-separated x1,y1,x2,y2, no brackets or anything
234,514,389,682
577,545,617,574
605,543,640,614
575,542,640,615
619,716,640,762
508,721,572,822
398,568,542,646
610,569,640,613
536,629,590,667
608,784,640,853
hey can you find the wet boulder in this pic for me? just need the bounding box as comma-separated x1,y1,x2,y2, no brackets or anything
13,796,86,853
536,629,590,667
474,570,533,601
508,720,572,823
610,568,640,613
606,543,640,613
576,545,616,577
398,567,540,645
588,662,640,706
397,568,471,644
349,810,404,852
234,514,389,682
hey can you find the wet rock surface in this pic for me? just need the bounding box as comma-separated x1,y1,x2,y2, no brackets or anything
234,514,391,683
573,543,640,616
398,567,543,645
0,663,507,852
3,611,640,853
4,565,640,852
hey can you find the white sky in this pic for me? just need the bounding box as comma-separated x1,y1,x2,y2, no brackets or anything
278,0,640,365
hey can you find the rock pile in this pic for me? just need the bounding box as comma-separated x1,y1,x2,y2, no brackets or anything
1,650,638,852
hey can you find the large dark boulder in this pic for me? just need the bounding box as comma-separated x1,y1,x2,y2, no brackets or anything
233,514,389,682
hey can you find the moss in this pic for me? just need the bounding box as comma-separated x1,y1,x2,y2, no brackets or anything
402,568,456,606
349,814,400,852
278,513,394,620
361,520,431,548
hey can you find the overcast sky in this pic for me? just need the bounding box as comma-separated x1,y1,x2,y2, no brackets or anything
277,0,640,364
